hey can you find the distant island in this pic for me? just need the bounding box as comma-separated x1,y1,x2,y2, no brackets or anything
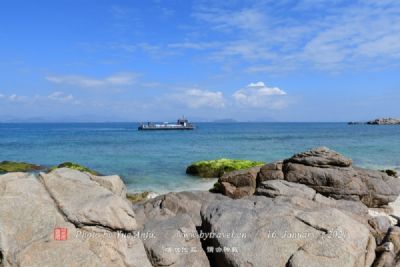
348,118,400,125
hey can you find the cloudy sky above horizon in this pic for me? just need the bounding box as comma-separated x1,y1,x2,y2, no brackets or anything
1,0,400,122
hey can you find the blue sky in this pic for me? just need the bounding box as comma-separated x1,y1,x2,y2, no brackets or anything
1,0,399,122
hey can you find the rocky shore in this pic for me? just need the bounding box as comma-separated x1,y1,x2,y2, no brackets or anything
1,147,400,266
367,118,400,125
348,118,400,125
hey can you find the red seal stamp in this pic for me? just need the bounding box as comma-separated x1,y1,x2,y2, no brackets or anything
54,227,68,241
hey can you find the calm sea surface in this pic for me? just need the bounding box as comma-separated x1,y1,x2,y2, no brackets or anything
1,123,399,193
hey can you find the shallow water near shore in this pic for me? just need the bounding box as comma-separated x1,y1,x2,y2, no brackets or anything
0,122,399,194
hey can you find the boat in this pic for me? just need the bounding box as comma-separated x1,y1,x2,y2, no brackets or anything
138,117,195,130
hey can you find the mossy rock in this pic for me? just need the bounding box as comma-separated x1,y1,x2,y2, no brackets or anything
126,191,150,203
381,169,398,177
51,162,99,175
0,161,43,173
186,158,265,178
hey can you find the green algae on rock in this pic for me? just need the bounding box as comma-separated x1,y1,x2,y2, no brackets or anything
126,191,151,203
186,158,265,178
0,161,43,173
51,162,99,175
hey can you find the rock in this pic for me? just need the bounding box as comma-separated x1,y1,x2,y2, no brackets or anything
356,167,400,207
368,216,391,237
0,160,43,173
74,226,152,267
186,158,264,178
256,161,284,185
143,214,210,267
127,191,152,203
51,161,99,175
285,146,352,168
201,195,375,267
0,172,65,265
256,180,369,225
367,118,400,125
215,166,261,199
256,180,316,200
0,170,152,267
373,227,400,266
381,169,398,177
133,191,228,228
369,216,392,244
281,147,400,207
41,168,137,231
16,239,106,267
89,173,127,197
386,226,400,255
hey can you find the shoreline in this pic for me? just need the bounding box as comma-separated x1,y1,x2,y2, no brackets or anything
2,147,400,266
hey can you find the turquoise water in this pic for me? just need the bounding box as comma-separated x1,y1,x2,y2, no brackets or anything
1,123,399,193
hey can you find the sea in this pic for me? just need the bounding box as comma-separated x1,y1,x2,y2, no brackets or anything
1,123,399,194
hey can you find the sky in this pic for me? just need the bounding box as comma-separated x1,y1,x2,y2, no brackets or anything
0,0,399,122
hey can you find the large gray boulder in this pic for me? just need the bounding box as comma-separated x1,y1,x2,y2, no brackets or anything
281,148,400,207
286,147,352,168
256,179,316,200
143,214,210,267
133,190,228,227
201,195,376,267
215,147,400,207
41,168,137,231
0,170,152,267
256,179,370,225
88,173,127,197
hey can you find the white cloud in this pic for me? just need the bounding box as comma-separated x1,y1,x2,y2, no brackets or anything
190,1,400,72
45,72,137,88
0,93,4,98
48,91,80,104
233,82,287,108
8,94,27,102
248,81,266,87
175,89,225,109
168,42,219,50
